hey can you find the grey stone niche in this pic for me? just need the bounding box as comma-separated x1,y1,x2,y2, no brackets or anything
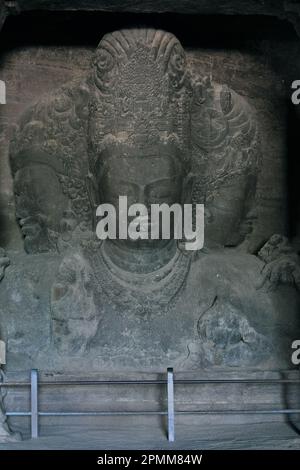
0,27,298,376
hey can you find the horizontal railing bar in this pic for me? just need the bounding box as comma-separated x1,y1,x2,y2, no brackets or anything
6,409,300,416
175,379,300,384
6,409,300,417
177,409,300,415
1,380,167,387
6,411,167,416
39,411,167,416
1,378,300,387
0,383,30,387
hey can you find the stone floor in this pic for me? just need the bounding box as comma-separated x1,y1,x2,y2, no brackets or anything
1,418,300,450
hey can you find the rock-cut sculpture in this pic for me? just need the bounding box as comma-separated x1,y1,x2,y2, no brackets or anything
4,29,299,370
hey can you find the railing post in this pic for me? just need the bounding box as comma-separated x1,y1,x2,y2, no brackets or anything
167,367,175,442
31,369,38,438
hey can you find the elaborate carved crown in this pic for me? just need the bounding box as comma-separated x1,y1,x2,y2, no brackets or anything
88,28,191,168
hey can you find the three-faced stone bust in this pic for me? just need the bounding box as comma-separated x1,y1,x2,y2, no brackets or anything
7,28,299,370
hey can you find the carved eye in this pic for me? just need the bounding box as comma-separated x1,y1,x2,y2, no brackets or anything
95,48,115,74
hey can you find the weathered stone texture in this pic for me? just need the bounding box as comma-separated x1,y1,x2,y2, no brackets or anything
0,8,299,434
0,44,290,249
0,29,299,374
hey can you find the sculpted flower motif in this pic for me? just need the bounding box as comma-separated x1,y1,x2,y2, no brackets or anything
95,49,115,73
169,44,186,73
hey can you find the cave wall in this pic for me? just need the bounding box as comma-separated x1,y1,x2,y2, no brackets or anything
0,2,300,430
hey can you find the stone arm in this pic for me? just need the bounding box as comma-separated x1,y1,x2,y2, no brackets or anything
257,234,300,291
50,251,99,354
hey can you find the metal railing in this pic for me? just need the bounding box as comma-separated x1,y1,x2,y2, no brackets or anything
1,368,300,442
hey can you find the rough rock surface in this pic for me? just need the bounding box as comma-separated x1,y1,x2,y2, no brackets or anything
0,249,298,372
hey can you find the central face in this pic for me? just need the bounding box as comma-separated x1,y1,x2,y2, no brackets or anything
98,150,184,247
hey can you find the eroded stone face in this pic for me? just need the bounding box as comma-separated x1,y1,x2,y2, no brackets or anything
14,163,69,253
95,145,184,246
